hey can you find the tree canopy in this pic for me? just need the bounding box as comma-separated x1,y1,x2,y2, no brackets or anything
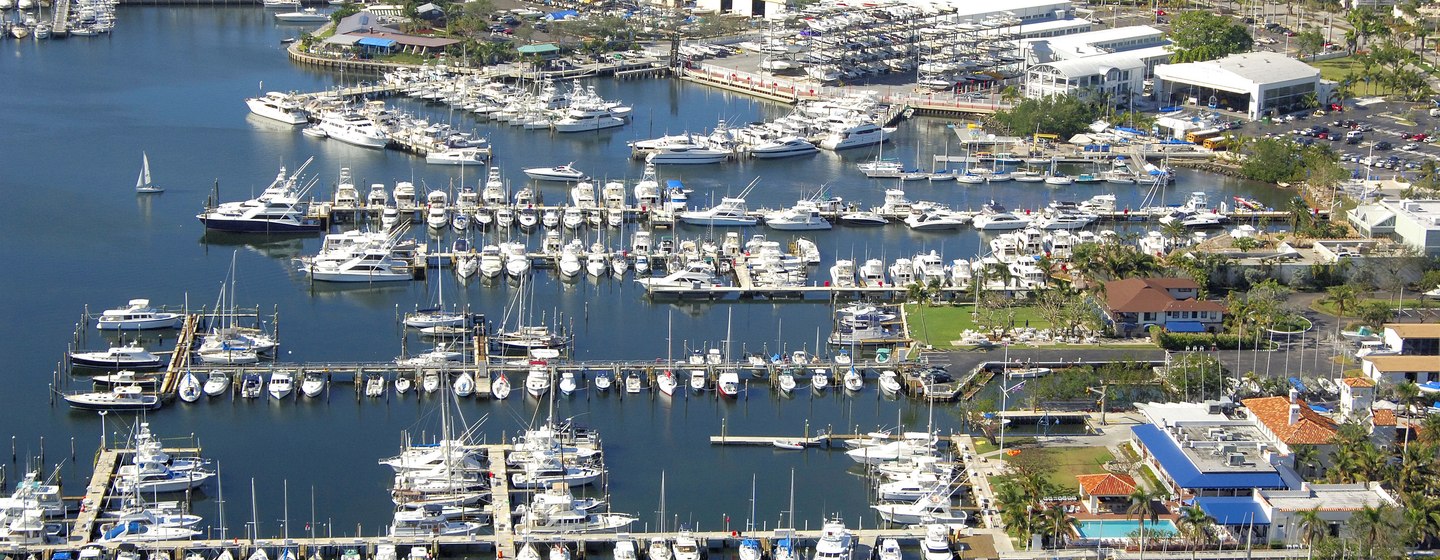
1165,11,1254,63
989,94,1099,140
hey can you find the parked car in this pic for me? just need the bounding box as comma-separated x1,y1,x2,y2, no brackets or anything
1376,141,1394,150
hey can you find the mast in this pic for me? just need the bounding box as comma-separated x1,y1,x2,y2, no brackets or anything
249,477,258,544
217,462,226,540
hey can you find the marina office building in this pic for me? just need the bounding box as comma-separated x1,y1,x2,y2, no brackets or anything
1151,51,1324,120
1347,198,1440,256
1021,26,1171,102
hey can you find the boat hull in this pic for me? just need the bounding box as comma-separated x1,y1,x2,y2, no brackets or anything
197,216,322,233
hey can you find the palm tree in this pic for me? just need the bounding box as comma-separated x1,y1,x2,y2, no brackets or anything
1323,284,1362,344
1176,505,1213,549
1040,504,1076,548
1159,221,1188,255
1127,487,1159,552
1348,504,1396,557
1295,507,1326,555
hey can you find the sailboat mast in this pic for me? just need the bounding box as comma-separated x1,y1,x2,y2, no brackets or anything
217,462,226,540
249,477,258,543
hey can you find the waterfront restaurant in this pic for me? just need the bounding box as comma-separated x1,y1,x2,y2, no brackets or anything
1130,403,1294,498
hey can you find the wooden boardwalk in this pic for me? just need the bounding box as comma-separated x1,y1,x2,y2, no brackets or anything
158,314,201,397
71,449,121,542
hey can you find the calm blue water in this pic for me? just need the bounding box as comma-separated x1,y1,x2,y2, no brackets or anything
0,7,1282,543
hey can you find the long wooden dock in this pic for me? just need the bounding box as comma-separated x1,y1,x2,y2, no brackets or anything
71,449,121,542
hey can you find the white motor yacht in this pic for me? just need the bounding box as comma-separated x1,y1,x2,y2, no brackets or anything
920,524,953,560
749,136,818,159
267,370,294,400
646,143,730,165
812,518,854,560
523,164,586,182
764,201,832,231
971,213,1032,231
829,259,856,288
634,262,719,293
819,122,888,150
95,299,183,330
70,345,165,369
679,197,758,227
905,211,968,231
316,112,388,149
245,92,309,125
426,148,487,166
273,7,329,22
552,107,627,133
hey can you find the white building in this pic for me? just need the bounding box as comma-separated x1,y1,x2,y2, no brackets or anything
1023,24,1166,65
1152,51,1322,120
1347,199,1440,256
1193,483,1399,545
1025,45,1170,101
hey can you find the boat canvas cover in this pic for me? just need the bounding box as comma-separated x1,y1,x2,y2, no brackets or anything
105,521,144,540
665,180,684,189
544,10,577,20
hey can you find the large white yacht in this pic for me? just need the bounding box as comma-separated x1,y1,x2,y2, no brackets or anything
645,143,730,165
635,262,719,292
245,92,310,125
749,136,818,159
316,112,389,149
552,107,627,133
196,159,322,233
819,121,887,150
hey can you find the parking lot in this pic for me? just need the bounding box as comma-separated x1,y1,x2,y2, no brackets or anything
1219,99,1440,178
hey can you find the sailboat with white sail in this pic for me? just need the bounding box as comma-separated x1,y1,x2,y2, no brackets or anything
135,152,163,194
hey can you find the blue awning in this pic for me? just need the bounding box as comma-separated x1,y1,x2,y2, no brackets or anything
1166,321,1205,333
1194,497,1270,526
357,37,397,48
1288,377,1308,393
1131,425,1286,490
665,179,684,189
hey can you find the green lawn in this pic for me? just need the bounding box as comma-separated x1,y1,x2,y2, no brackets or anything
1001,446,1115,491
905,304,1051,348
1311,57,1399,97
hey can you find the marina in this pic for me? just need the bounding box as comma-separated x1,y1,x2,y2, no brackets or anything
0,4,1346,559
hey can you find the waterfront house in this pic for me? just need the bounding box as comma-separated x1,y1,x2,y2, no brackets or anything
1099,277,1225,336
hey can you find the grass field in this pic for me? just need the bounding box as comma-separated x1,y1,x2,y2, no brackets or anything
1311,57,1399,97
1001,446,1116,490
905,304,1051,348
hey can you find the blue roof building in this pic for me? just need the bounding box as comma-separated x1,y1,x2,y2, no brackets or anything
1131,403,1298,498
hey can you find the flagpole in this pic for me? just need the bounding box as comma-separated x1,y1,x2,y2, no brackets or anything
999,342,1009,451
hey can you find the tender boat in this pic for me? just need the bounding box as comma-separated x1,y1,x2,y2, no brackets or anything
96,299,183,330
203,371,231,397
300,370,326,398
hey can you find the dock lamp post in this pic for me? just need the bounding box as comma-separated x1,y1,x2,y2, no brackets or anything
97,410,107,450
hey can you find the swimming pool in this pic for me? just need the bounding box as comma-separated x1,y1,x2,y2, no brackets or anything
1075,519,1179,540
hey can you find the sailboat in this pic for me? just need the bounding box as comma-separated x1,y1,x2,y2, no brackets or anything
136,152,164,193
